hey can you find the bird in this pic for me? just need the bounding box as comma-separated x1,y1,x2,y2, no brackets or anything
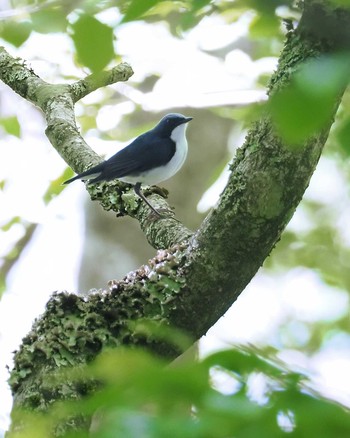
63,113,193,216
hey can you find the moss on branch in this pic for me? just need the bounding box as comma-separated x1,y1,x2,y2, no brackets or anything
5,0,350,435
0,46,192,246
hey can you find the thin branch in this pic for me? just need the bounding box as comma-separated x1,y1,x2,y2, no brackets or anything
69,63,134,102
0,223,37,295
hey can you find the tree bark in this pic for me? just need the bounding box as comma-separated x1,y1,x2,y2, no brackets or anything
5,0,350,435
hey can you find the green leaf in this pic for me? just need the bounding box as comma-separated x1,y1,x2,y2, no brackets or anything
9,345,350,436
0,21,31,47
30,8,68,34
122,0,161,22
335,117,350,155
71,14,114,72
191,0,213,13
270,54,350,146
44,168,74,204
249,13,280,38
1,216,21,232
0,116,21,137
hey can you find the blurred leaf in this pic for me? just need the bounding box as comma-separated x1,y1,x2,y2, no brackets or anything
270,54,350,146
43,169,73,204
31,8,68,34
1,216,21,232
122,0,161,22
176,0,212,32
202,346,303,388
71,14,114,72
278,390,350,436
221,0,296,15
335,117,350,155
178,12,205,32
16,345,350,437
0,21,31,47
250,13,281,38
77,113,98,132
129,318,193,352
0,116,21,137
232,102,267,127
0,221,37,297
329,0,350,6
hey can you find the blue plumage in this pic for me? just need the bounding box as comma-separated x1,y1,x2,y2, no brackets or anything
64,113,192,216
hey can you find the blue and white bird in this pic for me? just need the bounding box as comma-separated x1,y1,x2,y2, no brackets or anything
64,113,192,215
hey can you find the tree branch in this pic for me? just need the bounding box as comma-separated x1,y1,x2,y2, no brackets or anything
6,0,350,435
0,46,193,249
69,63,134,102
0,222,37,295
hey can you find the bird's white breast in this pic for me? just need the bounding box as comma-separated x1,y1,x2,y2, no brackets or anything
121,123,189,185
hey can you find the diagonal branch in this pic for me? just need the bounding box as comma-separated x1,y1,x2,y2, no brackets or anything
0,46,192,249
69,63,133,102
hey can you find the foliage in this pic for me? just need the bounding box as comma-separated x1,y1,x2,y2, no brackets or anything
10,345,350,438
270,54,350,146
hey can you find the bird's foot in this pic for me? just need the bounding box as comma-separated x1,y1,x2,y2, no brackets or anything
146,185,169,199
133,183,178,220
148,206,176,220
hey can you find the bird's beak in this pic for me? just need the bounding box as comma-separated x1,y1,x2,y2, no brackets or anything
183,117,193,123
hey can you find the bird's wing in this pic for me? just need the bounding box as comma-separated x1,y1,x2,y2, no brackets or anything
101,132,176,178
64,132,176,185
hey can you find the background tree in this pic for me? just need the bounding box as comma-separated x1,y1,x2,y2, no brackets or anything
0,0,350,436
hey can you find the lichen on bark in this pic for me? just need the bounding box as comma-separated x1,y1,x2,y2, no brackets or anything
5,0,350,436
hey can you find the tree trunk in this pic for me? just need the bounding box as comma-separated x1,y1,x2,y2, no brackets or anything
5,0,350,435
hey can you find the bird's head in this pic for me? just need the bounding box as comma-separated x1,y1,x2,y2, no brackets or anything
155,113,193,137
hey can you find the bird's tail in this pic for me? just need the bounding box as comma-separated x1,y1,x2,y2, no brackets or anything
63,162,105,185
